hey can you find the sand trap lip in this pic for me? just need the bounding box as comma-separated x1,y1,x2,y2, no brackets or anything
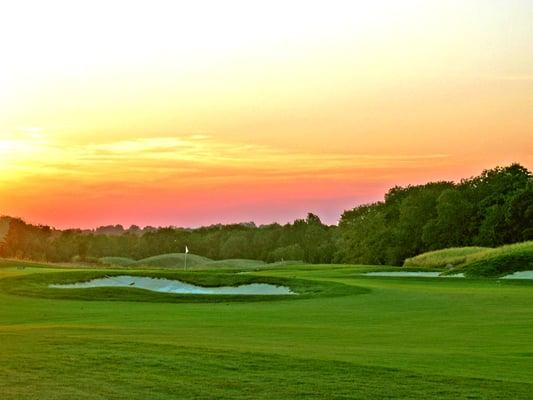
49,275,295,295
500,271,533,280
363,272,465,278
365,271,533,279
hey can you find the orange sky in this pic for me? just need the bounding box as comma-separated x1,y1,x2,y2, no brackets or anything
1,0,532,228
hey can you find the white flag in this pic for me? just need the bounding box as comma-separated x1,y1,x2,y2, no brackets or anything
185,245,189,254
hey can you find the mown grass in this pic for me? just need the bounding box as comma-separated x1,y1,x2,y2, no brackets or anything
1,261,532,399
3,337,531,400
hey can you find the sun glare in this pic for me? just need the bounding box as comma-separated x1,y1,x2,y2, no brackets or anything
0,140,16,154
0,138,30,158
0,133,47,173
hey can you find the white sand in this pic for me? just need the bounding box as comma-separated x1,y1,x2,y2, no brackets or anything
50,275,294,295
364,271,465,278
500,271,533,280
364,271,441,277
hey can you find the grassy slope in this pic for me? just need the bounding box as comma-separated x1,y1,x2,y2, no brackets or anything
134,253,212,268
203,259,266,269
405,241,533,277
448,242,533,277
100,253,212,269
100,254,270,270
99,256,136,266
1,262,532,399
404,247,489,268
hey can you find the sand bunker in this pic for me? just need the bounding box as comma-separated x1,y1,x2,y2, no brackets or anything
363,272,465,278
50,275,294,295
500,271,533,280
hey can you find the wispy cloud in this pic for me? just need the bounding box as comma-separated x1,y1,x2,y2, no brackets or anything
0,134,449,186
0,133,458,228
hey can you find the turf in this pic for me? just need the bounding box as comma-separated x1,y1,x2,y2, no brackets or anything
1,262,532,399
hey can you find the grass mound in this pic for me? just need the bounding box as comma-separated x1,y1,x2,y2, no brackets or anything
407,241,533,277
203,259,266,269
403,247,489,268
99,253,212,269
459,253,533,277
134,253,213,268
98,254,287,270
447,241,533,277
99,257,136,267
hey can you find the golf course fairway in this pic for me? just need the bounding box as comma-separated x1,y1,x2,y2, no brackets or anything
1,263,532,399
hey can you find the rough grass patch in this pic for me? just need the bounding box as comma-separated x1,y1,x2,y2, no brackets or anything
407,241,533,277
403,247,489,268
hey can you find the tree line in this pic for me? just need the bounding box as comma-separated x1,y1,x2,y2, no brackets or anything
0,213,336,264
0,164,531,266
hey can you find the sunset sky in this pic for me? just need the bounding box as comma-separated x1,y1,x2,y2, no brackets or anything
1,0,532,228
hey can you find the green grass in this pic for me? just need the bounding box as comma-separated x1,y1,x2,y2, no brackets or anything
1,261,532,399
135,253,213,268
100,254,280,270
99,253,213,269
405,241,533,277
404,247,489,268
446,242,533,277
99,256,137,266
201,259,266,269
